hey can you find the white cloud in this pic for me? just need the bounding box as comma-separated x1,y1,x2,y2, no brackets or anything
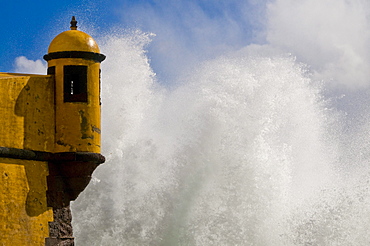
266,0,370,89
14,56,47,75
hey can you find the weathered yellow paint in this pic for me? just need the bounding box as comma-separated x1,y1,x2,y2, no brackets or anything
0,73,55,152
0,158,53,245
46,29,102,153
48,30,100,53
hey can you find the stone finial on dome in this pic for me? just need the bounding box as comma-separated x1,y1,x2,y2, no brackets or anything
70,16,77,30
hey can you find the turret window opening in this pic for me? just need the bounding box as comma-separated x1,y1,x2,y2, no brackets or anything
64,65,88,102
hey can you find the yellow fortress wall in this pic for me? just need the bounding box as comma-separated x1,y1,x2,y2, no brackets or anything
0,17,105,246
0,73,54,245
0,73,55,151
0,158,52,245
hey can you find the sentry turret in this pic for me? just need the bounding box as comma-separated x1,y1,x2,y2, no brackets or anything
44,16,105,153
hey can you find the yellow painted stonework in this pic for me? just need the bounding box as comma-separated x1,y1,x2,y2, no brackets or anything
0,158,53,245
46,27,103,153
0,73,55,152
48,58,102,153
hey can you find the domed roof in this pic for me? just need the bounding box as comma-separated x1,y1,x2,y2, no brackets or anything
48,29,100,53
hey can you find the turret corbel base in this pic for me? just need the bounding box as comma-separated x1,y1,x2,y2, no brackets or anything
0,147,105,246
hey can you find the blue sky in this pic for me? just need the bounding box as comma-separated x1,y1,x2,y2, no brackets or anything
0,0,264,81
1,0,369,90
0,0,122,72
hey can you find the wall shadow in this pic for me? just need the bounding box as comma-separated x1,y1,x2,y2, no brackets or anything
0,158,51,217
13,75,55,217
